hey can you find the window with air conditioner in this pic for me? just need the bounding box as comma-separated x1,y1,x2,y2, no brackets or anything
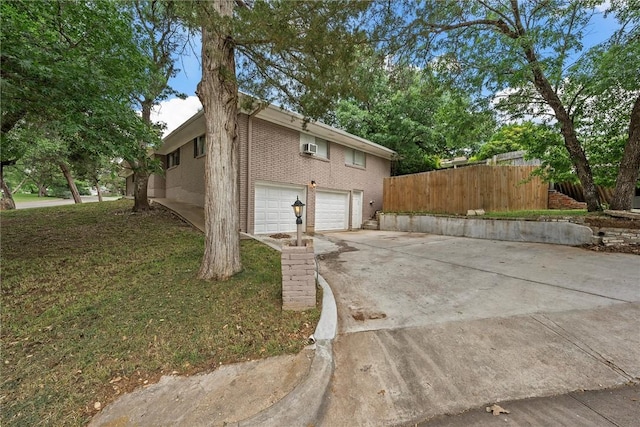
303,142,318,154
300,134,328,159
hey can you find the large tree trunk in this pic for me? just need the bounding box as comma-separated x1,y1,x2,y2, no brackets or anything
521,50,601,211
196,0,242,281
0,161,16,210
501,2,601,211
59,162,82,204
610,95,640,210
94,178,103,202
131,100,154,212
132,168,151,212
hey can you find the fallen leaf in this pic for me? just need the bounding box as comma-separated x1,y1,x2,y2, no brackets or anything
486,404,510,416
109,376,122,384
377,389,385,396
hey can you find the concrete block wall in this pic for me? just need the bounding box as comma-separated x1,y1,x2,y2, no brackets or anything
281,240,316,311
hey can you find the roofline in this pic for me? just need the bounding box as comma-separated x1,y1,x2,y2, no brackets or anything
157,96,396,160
255,103,396,160
161,108,204,143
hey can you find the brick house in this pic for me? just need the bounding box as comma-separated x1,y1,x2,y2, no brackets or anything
137,100,395,234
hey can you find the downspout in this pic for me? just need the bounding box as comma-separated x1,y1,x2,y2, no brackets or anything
246,105,261,233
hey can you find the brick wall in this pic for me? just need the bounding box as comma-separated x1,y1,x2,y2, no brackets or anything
246,117,390,233
548,190,587,210
157,111,392,233
281,240,316,311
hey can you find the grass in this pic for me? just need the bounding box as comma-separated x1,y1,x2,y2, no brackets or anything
0,200,320,427
483,209,591,219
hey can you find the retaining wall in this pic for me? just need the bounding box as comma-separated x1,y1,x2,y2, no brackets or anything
590,228,640,246
379,213,594,246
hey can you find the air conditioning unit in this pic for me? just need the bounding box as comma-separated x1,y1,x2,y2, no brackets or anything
302,143,318,155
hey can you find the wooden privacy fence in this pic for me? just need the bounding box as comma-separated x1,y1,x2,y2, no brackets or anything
554,182,614,205
383,165,548,214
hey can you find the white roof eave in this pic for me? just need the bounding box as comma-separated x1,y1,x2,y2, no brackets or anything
255,105,396,160
156,99,396,160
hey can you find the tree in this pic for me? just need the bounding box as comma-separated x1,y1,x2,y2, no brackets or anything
330,56,495,175
128,0,188,212
572,2,640,209
475,122,563,161
1,0,153,208
179,1,370,280
388,0,639,211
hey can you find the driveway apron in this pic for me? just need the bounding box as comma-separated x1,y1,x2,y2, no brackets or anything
316,231,640,426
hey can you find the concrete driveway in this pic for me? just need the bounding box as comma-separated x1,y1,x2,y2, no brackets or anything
316,230,640,426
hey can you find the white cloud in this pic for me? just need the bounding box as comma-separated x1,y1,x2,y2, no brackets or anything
151,96,202,137
595,0,611,13
491,87,555,125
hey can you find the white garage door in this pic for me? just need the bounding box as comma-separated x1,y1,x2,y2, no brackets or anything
316,190,349,231
254,184,305,234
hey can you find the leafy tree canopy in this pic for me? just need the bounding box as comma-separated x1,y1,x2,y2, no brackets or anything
328,53,495,175
1,0,155,162
376,0,639,210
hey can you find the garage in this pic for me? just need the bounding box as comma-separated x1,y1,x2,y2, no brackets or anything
316,190,349,231
254,183,305,234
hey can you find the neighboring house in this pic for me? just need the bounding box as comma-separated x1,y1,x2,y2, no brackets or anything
134,99,395,234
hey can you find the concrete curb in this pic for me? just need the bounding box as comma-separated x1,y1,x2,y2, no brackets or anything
238,234,337,426
237,340,334,427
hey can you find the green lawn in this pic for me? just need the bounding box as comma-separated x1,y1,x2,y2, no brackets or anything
0,200,319,426
483,209,591,218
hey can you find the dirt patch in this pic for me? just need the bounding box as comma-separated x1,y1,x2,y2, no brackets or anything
580,243,640,255
582,216,640,230
269,233,291,239
351,312,387,321
317,241,359,261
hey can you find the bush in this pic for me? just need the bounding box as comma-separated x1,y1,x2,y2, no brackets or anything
49,186,72,199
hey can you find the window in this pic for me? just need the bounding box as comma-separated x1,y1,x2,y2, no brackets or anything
193,135,205,157
346,148,365,167
314,138,328,159
300,133,329,159
167,148,180,168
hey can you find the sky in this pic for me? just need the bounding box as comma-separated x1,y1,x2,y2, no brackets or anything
153,5,621,136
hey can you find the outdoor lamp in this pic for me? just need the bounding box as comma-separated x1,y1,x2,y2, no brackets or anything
292,196,304,225
292,196,305,246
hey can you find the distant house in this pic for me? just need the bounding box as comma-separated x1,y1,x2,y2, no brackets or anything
129,99,395,234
